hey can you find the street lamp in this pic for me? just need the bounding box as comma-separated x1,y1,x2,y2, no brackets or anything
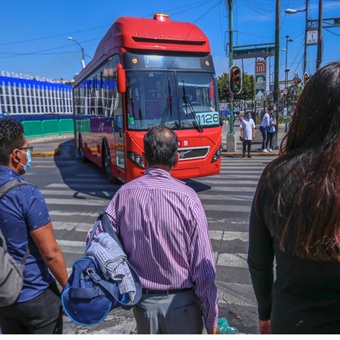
68,36,85,69
285,0,309,75
285,35,293,132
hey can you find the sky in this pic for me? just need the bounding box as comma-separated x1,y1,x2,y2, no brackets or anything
1,0,339,86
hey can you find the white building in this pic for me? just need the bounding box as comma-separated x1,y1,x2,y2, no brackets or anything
0,71,72,115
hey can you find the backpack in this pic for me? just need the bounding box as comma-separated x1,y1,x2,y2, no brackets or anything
61,212,142,326
0,180,31,307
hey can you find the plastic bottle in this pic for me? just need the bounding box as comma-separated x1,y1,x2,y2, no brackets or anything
218,317,239,334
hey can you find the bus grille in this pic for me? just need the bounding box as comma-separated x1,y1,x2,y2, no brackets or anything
178,146,210,160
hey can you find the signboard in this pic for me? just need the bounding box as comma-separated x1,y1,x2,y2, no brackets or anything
307,30,318,45
255,60,266,100
233,45,275,60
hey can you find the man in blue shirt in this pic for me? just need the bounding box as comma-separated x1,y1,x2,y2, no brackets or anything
0,118,68,334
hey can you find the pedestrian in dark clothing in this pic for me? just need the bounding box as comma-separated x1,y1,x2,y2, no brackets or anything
248,62,340,334
266,112,276,152
259,106,274,152
88,125,218,334
0,118,68,334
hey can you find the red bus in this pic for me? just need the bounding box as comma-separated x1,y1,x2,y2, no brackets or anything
73,13,222,183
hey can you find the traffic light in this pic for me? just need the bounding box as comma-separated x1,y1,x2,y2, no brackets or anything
303,72,310,86
229,65,242,95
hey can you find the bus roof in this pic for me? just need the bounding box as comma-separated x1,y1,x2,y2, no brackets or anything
76,14,211,83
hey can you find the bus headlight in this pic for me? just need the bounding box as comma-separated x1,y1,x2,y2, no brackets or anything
211,146,222,163
127,151,145,168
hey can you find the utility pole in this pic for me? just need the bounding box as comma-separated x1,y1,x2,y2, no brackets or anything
273,0,280,149
316,0,323,69
303,0,309,75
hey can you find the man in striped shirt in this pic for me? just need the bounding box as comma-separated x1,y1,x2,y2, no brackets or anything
92,125,218,334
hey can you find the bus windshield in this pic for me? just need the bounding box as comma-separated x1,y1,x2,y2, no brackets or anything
126,71,219,131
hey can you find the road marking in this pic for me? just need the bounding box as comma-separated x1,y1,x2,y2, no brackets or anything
203,204,251,212
57,239,86,254
216,253,248,268
49,210,99,217
53,221,93,232
45,198,108,206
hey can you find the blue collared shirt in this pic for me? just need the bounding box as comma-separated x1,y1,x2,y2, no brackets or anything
0,166,54,303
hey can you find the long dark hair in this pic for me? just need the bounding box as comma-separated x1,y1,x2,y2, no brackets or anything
260,62,340,261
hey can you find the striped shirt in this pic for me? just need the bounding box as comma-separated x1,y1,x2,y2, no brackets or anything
89,167,218,330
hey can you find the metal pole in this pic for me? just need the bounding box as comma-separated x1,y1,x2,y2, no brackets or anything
228,0,234,134
273,0,280,149
285,36,289,132
303,0,309,74
68,37,86,69
316,0,323,69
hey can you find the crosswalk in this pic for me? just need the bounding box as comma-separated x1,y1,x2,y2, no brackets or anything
29,156,275,333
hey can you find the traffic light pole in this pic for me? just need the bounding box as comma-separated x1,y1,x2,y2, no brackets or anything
228,0,235,135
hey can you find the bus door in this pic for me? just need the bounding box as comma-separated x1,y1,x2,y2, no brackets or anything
111,88,125,181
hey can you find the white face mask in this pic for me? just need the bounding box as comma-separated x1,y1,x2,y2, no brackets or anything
18,148,32,173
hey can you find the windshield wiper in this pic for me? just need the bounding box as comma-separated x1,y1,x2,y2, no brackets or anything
161,78,173,124
182,79,203,132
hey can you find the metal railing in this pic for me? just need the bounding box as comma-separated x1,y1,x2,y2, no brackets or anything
22,119,74,138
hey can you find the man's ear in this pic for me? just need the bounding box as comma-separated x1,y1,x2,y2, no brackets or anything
8,149,21,170
174,152,180,167
11,149,21,164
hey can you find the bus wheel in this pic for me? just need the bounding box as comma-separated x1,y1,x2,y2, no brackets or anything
79,136,88,162
102,141,116,183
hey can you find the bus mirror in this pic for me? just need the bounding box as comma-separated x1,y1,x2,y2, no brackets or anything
117,63,126,93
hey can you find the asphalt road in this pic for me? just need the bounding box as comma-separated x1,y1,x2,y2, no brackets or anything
24,141,277,334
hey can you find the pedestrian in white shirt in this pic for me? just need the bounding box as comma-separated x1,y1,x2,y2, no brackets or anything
240,111,256,158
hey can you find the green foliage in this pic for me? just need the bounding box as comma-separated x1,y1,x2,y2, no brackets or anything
217,71,255,101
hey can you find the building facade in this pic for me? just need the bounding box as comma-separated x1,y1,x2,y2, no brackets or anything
0,71,72,115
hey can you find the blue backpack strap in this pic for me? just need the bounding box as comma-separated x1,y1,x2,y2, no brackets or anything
101,212,124,248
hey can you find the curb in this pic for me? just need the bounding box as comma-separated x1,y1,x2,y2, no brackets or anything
31,143,61,157
221,152,278,157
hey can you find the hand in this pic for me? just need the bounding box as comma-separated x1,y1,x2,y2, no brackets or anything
207,325,219,334
259,319,270,334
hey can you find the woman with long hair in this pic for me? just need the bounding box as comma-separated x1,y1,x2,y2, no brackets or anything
247,62,340,334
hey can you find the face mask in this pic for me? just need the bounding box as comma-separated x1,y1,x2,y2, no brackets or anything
18,149,31,173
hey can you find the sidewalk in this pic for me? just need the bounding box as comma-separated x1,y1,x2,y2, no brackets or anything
27,126,286,158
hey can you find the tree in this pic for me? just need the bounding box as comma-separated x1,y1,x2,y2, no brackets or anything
217,72,229,102
217,71,255,102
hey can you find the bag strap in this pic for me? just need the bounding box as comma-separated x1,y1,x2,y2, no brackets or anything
86,212,142,306
0,179,32,199
86,212,123,250
0,179,33,265
87,268,141,307
101,213,124,249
